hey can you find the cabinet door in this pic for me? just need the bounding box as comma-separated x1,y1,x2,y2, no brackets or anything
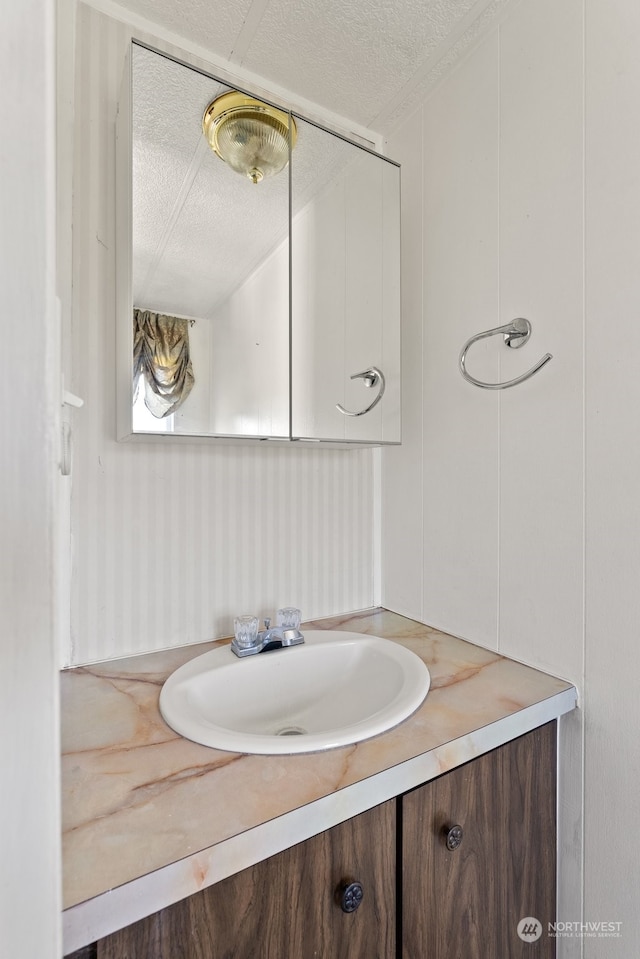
291,119,401,445
402,722,556,959
99,799,395,959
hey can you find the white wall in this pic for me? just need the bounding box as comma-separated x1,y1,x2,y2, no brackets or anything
584,0,640,942
64,2,377,666
209,238,289,437
383,0,640,954
1,1,61,957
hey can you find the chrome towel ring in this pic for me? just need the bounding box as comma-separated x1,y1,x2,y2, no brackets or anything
336,367,386,416
459,318,552,390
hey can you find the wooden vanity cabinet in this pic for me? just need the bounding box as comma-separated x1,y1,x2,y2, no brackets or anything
70,722,556,959
97,799,396,959
401,721,556,959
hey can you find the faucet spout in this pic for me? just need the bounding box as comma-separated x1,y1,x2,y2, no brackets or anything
258,622,305,651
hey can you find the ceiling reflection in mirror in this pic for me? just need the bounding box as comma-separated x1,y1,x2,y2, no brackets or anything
131,43,292,437
132,45,294,327
124,42,400,443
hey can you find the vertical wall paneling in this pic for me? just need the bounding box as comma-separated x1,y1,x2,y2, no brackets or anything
2,0,61,954
498,0,585,681
498,5,586,942
421,33,501,646
584,0,640,954
384,6,587,668
380,108,425,618
384,32,501,645
382,9,587,954
67,4,375,665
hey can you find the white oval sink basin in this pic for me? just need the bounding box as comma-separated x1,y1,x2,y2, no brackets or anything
159,630,430,754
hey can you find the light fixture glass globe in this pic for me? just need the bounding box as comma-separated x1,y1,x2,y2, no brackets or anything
202,92,297,184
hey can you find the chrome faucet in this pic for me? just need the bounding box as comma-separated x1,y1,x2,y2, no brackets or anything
231,617,305,658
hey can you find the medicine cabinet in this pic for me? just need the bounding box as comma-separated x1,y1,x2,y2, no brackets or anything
116,42,401,446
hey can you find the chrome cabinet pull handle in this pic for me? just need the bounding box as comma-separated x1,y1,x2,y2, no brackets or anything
459,318,552,390
336,367,386,416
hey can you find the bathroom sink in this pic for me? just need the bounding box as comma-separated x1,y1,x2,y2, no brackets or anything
159,630,430,754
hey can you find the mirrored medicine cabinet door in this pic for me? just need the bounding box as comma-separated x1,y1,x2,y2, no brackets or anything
116,41,401,446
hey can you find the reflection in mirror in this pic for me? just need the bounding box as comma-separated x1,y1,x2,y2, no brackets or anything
291,119,401,443
129,43,291,438
118,42,401,444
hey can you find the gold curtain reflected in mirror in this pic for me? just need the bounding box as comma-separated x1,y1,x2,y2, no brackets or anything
133,309,195,418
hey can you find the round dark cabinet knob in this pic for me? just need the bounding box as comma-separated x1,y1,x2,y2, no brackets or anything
445,824,464,851
336,879,364,913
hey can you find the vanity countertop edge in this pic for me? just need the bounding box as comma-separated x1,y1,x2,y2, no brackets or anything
61,608,577,954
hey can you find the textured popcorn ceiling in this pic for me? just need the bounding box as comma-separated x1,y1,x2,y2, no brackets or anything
127,0,515,317
132,44,361,317
117,0,515,134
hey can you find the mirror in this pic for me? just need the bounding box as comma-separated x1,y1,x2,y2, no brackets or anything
117,42,401,445
291,117,401,443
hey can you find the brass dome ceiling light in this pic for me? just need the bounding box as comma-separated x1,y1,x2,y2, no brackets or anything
202,91,297,184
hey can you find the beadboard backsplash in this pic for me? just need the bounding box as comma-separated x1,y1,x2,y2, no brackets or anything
65,3,376,665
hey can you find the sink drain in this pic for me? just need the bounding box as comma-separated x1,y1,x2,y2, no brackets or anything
276,725,307,737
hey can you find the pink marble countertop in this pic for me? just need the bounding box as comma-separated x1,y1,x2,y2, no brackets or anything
61,608,576,949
